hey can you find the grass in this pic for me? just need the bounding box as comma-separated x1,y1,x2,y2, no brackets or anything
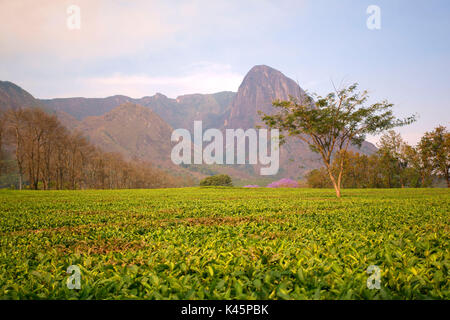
0,187,448,299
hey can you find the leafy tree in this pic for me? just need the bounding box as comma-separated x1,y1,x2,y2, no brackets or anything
419,126,449,187
377,130,408,187
306,128,442,189
402,144,432,187
200,174,233,187
260,83,415,197
305,168,331,188
335,151,371,188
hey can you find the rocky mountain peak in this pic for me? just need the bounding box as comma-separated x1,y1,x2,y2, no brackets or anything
225,65,305,129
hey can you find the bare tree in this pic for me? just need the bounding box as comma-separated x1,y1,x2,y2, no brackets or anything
4,109,27,189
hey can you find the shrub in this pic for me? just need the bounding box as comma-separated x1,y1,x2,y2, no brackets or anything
200,174,233,187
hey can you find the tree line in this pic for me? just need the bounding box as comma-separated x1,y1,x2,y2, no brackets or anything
306,127,449,188
0,107,187,190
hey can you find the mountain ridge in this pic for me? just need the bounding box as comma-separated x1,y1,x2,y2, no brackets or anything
0,80,46,111
40,91,236,130
1,65,378,181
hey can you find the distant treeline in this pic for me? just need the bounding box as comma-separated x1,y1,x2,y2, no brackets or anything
0,108,187,190
306,127,449,188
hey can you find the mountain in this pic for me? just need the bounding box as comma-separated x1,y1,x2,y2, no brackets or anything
1,65,377,182
40,91,236,130
40,95,134,120
138,91,235,130
224,65,377,179
0,81,232,181
225,65,305,129
0,81,45,110
222,65,319,178
73,103,174,167
71,103,228,180
54,110,80,131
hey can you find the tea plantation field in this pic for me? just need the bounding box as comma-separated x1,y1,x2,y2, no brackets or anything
0,188,448,299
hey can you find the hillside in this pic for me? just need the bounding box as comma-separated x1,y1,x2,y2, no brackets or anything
73,103,175,167
0,81,44,110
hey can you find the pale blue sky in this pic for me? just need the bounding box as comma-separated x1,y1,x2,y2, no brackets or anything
0,0,449,144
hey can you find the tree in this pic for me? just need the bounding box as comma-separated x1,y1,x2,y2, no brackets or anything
40,113,66,189
0,111,5,177
377,130,408,187
3,108,26,189
307,150,379,189
1,107,186,190
305,168,330,188
334,151,371,188
376,130,435,188
400,144,426,187
419,126,449,187
260,83,415,197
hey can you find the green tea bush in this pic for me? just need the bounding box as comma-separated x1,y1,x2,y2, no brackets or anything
0,188,448,299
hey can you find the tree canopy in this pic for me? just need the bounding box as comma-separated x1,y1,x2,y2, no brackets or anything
260,83,416,197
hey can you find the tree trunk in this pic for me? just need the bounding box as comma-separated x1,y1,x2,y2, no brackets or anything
337,158,345,197
334,184,341,198
18,173,22,190
15,130,23,190
327,167,341,198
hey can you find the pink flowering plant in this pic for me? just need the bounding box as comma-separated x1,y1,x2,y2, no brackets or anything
266,178,299,188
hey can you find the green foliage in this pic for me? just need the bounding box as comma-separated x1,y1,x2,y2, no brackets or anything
419,126,449,187
199,174,233,187
305,168,332,188
0,188,448,299
261,84,415,148
305,127,450,189
260,83,416,197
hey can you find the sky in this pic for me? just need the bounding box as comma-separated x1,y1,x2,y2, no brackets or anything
0,0,449,145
